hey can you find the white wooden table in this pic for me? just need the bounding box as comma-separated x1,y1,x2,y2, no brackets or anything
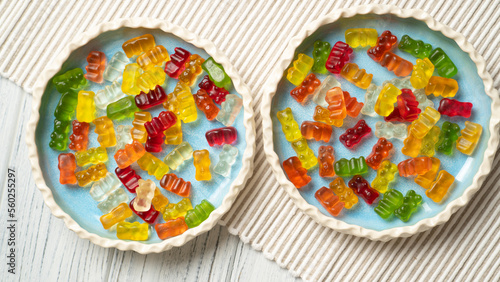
0,77,297,281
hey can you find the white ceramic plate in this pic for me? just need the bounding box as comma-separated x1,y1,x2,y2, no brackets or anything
261,5,500,241
26,18,256,253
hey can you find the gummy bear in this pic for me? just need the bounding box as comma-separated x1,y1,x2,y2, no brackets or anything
398,35,432,59
397,157,432,177
329,177,358,209
58,153,77,185
374,121,407,140
300,121,332,142
340,63,372,89
164,47,191,78
137,45,169,70
371,160,398,193
201,57,231,89
374,189,403,219
414,157,440,189
367,30,397,62
334,157,368,177
291,138,317,170
84,51,106,83
290,73,321,104
286,53,314,86
206,127,237,146
315,187,344,216
339,119,371,148
325,41,353,74
282,156,311,188
456,121,482,155
394,190,423,222
160,174,191,197
312,40,331,74
184,200,215,228
122,34,155,58
348,175,379,205
216,94,243,126
426,170,455,203
135,85,167,110
438,98,472,118
366,138,393,170
318,145,335,177
115,166,141,193
214,144,238,178
344,28,378,48
436,121,460,155
193,149,211,181
428,48,457,78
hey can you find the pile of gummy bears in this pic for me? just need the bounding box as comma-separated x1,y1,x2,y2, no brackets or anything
279,29,482,222
51,34,243,241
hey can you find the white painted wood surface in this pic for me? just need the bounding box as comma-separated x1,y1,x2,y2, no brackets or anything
0,77,297,282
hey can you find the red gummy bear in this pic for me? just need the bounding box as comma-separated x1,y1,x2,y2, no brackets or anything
438,98,473,118
348,175,379,205
129,198,160,224
135,85,167,110
115,166,142,193
384,107,405,122
290,73,321,104
397,89,421,121
145,134,164,153
339,119,371,148
366,138,393,170
206,127,237,146
68,120,89,151
199,75,229,104
367,30,398,62
325,41,353,74
144,111,177,137
164,47,190,79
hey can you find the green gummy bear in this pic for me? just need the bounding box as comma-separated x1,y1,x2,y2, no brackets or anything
184,200,215,228
436,121,460,155
374,189,404,219
398,35,433,59
106,96,139,120
311,40,330,74
54,91,78,121
394,190,423,222
428,48,458,78
334,157,368,177
52,68,87,93
49,119,71,151
202,57,232,89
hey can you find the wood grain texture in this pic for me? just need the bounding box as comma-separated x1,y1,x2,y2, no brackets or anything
0,0,499,281
0,78,296,281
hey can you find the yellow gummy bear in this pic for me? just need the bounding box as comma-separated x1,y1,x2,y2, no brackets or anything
121,63,143,95
76,91,96,123
456,121,482,155
410,58,434,89
286,53,314,86
116,222,149,241
329,177,358,209
136,66,166,93
193,149,211,181
375,83,401,117
340,63,372,89
137,152,169,180
344,28,378,48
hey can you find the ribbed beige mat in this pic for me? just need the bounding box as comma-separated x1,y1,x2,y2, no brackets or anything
2,0,499,281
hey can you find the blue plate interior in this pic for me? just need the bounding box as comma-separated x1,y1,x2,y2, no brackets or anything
36,27,247,243
271,14,491,231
